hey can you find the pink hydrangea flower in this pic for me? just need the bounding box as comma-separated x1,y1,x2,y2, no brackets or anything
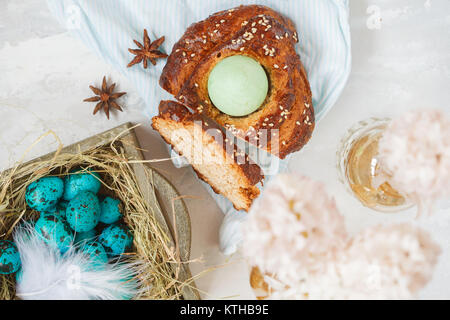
378,109,450,212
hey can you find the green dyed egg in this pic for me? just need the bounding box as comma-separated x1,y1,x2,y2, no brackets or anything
0,240,21,274
34,214,74,253
63,169,101,201
25,177,64,212
99,197,122,224
207,55,268,117
66,191,100,233
81,241,108,265
99,223,133,256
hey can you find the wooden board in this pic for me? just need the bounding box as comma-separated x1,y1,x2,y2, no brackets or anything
11,122,200,300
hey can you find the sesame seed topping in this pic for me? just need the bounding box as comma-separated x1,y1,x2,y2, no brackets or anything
252,22,256,27
191,53,195,57
282,141,286,145
184,59,188,63
305,103,310,108
264,118,269,121
182,52,186,56
175,49,180,52
242,21,248,26
251,28,257,33
194,83,199,87
240,47,245,51
283,65,288,69
296,121,301,125
279,105,284,110
274,64,279,69
269,123,274,127
220,19,225,23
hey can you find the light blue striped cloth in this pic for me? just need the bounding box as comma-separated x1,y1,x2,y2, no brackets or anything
47,0,351,254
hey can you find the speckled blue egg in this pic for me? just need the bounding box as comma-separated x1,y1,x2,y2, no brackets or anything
25,177,64,212
0,240,21,274
81,241,108,265
66,191,100,232
40,200,68,219
63,169,101,201
99,223,133,256
74,229,97,245
56,200,69,218
35,213,74,253
99,197,122,224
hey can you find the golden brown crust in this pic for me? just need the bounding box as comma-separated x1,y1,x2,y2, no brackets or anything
160,4,314,159
152,101,263,211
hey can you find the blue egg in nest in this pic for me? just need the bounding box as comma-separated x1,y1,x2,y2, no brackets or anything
34,213,74,253
40,200,69,219
63,168,101,201
74,229,97,245
81,241,108,265
99,223,133,256
0,240,21,275
66,191,100,233
25,176,64,212
99,197,123,224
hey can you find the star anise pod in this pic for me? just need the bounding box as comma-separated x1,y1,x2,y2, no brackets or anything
127,29,168,68
83,76,126,119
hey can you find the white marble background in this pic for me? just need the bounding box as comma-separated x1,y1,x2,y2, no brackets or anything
0,0,449,299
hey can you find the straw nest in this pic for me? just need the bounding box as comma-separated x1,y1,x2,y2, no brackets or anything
0,132,195,300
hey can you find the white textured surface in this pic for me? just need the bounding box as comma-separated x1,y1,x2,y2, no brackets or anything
1,0,449,299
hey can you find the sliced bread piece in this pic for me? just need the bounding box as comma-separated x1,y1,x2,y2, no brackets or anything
152,100,263,211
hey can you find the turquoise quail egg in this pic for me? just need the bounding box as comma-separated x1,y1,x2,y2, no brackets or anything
74,229,97,245
99,223,133,256
81,241,108,265
63,169,101,201
66,191,100,232
34,213,74,253
99,197,123,224
0,240,21,275
25,177,64,212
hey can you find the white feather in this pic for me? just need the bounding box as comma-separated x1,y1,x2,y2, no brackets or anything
14,223,142,300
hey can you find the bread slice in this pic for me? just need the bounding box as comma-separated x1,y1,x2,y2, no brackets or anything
152,100,263,211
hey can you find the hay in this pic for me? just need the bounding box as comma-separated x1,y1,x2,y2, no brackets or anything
0,131,195,300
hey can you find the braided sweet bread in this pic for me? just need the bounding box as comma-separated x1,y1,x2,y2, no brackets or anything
160,5,314,159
